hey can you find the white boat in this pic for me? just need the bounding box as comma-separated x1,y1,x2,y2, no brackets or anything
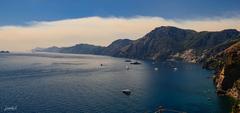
125,65,130,70
173,67,178,71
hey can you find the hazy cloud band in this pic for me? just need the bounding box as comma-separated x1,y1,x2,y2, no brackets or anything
0,16,240,51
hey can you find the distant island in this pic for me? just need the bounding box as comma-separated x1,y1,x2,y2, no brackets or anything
0,51,10,53
34,26,240,112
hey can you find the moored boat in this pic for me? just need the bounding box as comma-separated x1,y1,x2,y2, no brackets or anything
122,89,131,95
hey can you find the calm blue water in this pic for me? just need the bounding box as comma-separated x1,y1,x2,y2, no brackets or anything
0,53,232,113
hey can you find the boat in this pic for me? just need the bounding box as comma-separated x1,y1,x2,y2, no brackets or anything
125,65,130,70
122,89,131,95
207,97,211,101
130,61,141,65
173,67,178,71
125,59,132,62
155,106,186,113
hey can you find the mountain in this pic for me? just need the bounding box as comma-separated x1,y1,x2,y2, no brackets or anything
102,39,133,56
32,46,61,53
110,26,239,61
115,26,197,60
202,38,240,69
35,39,132,56
59,44,104,54
34,44,104,54
35,26,240,62
186,29,239,51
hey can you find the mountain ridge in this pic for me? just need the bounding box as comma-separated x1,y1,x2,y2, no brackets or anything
34,26,239,62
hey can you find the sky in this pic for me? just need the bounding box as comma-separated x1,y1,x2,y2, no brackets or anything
0,0,240,51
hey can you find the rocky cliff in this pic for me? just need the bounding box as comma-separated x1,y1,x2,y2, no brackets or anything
213,41,240,98
203,40,240,112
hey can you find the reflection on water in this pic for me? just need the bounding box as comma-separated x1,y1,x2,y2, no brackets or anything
0,53,232,113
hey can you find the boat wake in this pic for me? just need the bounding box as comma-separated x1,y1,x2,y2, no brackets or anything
3,106,17,112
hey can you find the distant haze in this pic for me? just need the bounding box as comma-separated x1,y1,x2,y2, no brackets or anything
0,16,240,51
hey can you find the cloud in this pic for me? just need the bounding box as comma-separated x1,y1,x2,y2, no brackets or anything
0,16,240,51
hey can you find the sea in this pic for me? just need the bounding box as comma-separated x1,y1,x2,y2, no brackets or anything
0,52,233,113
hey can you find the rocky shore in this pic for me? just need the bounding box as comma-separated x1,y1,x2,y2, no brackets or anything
203,41,240,112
